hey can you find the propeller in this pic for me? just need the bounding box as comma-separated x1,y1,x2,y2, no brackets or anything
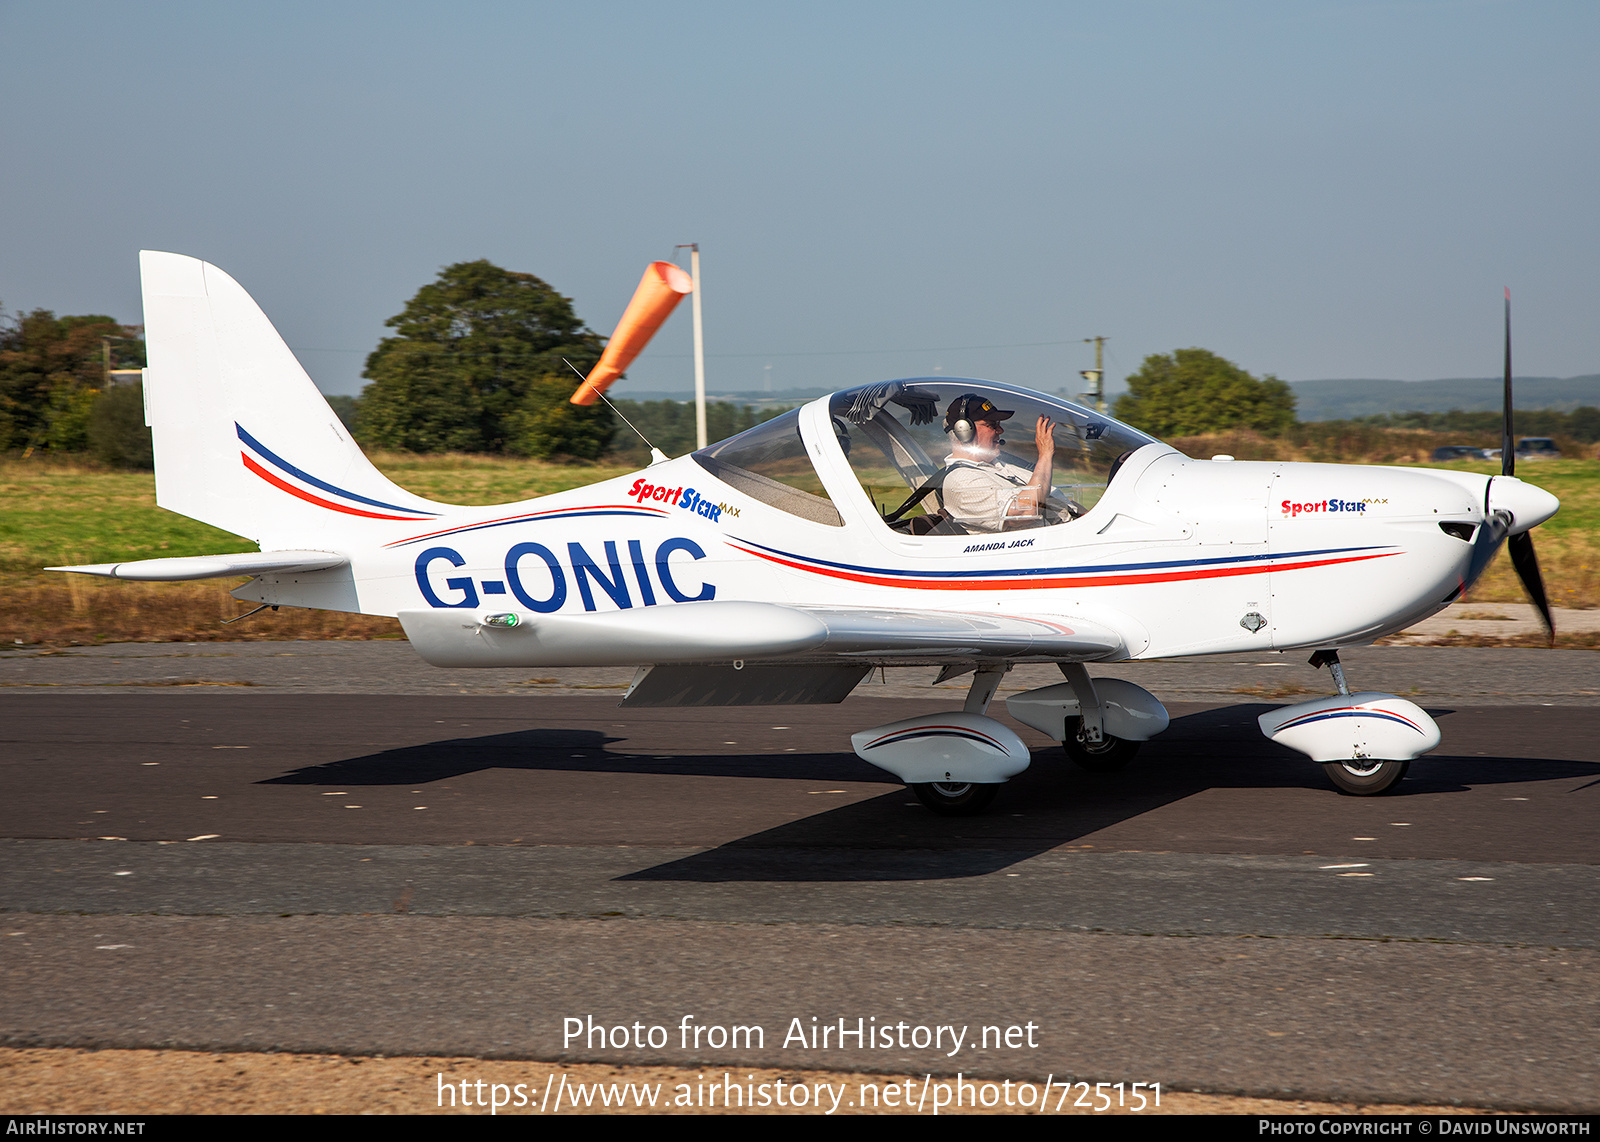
1502,289,1515,480
1494,290,1555,643
1508,530,1552,639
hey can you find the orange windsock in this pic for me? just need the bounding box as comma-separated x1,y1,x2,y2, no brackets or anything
570,261,694,405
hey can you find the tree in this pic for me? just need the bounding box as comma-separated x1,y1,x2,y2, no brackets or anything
504,375,616,461
88,380,154,468
1567,406,1600,444
1113,348,1296,438
0,309,143,452
605,399,790,463
357,260,612,457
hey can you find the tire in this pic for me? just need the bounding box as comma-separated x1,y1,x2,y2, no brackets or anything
911,781,999,816
1322,758,1409,795
1062,719,1140,772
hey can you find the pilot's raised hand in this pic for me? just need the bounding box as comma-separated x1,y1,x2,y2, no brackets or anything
1034,416,1056,456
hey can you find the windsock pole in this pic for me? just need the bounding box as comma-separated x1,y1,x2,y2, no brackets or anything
689,245,707,449
570,260,694,407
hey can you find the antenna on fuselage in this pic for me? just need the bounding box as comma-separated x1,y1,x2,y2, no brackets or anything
563,358,669,465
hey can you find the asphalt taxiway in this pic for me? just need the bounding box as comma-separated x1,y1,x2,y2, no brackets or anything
1,643,1597,1110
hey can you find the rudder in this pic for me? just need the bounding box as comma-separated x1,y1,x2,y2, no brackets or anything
140,251,445,548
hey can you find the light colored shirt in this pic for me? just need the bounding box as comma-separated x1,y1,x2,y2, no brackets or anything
942,458,1037,533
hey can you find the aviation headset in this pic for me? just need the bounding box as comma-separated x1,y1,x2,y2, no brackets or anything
944,394,1013,444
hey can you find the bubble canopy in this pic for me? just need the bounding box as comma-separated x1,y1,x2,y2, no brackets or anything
824,379,1159,535
690,379,1160,535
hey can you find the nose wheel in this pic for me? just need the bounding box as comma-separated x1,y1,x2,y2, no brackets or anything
1302,652,1416,795
1323,758,1410,795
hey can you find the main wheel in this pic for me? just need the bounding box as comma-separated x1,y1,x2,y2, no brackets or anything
911,781,999,816
1322,758,1409,795
1062,720,1140,772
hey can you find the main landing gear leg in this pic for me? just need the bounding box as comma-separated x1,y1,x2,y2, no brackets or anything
907,664,1009,816
963,665,1007,715
1058,662,1140,772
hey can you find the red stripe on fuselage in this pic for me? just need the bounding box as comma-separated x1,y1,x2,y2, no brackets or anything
387,504,672,547
727,545,1400,591
242,454,430,521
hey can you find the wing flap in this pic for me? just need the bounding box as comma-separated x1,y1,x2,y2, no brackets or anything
621,664,872,707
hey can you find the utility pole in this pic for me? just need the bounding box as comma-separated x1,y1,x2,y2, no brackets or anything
676,243,708,450
25,333,132,458
100,335,140,387
1079,336,1107,414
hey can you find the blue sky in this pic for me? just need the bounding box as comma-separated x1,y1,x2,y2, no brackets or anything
3,1,1597,397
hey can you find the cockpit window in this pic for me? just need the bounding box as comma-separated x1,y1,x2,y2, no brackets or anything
691,408,843,526
827,379,1157,536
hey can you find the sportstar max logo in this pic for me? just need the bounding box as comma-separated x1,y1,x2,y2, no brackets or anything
1281,498,1371,517
628,478,738,520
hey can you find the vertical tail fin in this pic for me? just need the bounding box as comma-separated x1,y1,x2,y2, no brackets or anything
140,251,445,548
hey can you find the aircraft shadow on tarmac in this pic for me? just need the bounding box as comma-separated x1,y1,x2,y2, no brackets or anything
257,727,883,785
257,705,1600,882
620,706,1600,882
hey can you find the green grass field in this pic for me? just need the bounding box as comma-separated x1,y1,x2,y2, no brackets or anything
1,452,1594,645
1419,458,1598,610
0,453,639,573
0,454,636,644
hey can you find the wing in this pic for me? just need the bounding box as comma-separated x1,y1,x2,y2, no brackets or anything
397,600,1131,668
785,605,1127,661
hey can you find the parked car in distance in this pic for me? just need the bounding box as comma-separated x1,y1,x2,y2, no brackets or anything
1430,445,1488,462
1516,437,1561,460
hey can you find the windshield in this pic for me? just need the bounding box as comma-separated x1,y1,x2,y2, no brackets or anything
690,408,844,526
826,379,1158,535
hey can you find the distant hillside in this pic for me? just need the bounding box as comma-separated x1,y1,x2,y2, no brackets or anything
637,387,831,408
537,378,1600,421
1291,375,1600,421
611,384,1094,409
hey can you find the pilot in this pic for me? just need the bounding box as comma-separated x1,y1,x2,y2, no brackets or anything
941,393,1060,533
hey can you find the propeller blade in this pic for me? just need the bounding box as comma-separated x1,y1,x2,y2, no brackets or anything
1502,288,1515,477
1495,291,1553,642
1507,531,1554,644
1463,509,1511,593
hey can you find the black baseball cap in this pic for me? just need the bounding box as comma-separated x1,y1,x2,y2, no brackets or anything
944,393,1015,432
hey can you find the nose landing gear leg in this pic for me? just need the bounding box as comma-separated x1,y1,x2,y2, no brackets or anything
1308,649,1350,696
1268,650,1428,795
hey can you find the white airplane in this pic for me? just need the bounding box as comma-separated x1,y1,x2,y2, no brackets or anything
53,253,1561,815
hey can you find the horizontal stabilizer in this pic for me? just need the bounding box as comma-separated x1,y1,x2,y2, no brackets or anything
48,550,348,582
